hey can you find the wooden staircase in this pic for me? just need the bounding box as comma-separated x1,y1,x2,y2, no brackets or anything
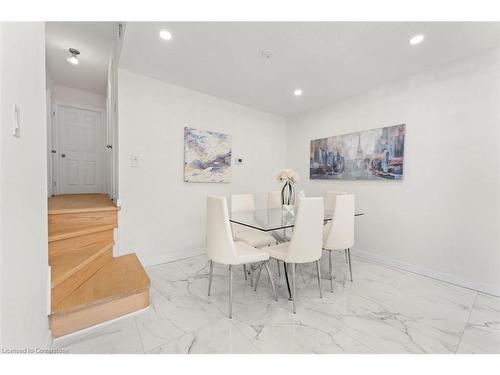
48,194,150,338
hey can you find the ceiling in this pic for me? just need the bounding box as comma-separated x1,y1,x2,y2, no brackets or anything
45,22,119,94
120,22,500,116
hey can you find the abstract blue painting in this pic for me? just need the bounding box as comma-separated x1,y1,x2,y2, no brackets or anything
184,127,232,183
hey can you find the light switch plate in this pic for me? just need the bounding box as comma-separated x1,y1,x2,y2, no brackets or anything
13,105,21,137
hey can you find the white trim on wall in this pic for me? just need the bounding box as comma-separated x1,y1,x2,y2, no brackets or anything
353,248,500,297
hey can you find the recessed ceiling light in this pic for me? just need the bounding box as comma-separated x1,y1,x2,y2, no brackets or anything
409,34,424,45
159,30,172,41
294,89,303,96
66,48,80,65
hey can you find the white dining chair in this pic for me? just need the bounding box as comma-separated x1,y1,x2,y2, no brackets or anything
206,196,277,318
325,190,347,214
267,190,282,209
267,190,285,277
257,197,324,313
231,194,278,248
295,190,306,208
323,194,355,292
324,190,348,262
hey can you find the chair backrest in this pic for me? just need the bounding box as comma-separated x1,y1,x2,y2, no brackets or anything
231,194,255,213
325,190,347,213
206,196,238,265
268,190,282,209
324,194,355,250
285,197,324,263
294,190,306,210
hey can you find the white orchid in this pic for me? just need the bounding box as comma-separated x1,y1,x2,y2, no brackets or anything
277,168,299,184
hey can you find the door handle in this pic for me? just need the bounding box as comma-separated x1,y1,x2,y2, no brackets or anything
61,154,66,158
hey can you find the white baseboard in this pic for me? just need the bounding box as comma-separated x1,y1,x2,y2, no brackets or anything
137,248,205,268
353,248,500,297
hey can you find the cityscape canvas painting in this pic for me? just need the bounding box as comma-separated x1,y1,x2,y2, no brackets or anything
184,127,232,183
310,124,405,180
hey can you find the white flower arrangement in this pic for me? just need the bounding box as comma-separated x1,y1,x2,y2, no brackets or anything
277,168,299,184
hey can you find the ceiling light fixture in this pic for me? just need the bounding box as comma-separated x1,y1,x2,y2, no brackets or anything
66,48,80,65
294,89,303,96
159,30,173,41
409,34,424,45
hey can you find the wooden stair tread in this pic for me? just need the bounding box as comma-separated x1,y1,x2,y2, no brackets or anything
52,254,150,316
48,194,120,215
49,224,116,242
50,240,114,288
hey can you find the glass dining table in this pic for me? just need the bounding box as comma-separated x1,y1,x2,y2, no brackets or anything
230,206,364,298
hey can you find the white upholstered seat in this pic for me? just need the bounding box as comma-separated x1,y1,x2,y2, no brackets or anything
206,196,277,318
259,197,324,313
234,241,270,264
323,194,355,291
231,194,278,248
235,230,278,248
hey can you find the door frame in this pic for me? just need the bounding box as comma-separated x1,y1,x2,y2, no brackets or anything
52,103,107,195
46,89,54,196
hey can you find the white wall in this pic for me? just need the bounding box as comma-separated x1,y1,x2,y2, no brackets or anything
52,85,106,110
0,22,49,348
118,69,287,265
287,49,500,295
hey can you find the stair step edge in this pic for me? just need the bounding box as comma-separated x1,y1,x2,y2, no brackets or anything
51,254,150,317
51,241,115,288
48,205,121,215
48,224,117,242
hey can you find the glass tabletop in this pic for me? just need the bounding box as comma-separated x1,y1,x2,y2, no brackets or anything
230,207,364,232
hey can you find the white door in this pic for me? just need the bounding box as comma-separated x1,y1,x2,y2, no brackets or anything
57,105,105,194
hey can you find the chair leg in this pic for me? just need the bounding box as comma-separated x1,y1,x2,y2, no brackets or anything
328,251,333,293
347,248,353,282
264,261,278,301
254,262,264,292
316,260,323,298
277,259,281,277
228,265,233,319
208,260,214,296
291,263,296,314
243,264,247,280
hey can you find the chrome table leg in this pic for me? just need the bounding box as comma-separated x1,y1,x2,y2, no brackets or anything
254,262,264,292
329,251,333,293
291,263,296,314
208,260,214,296
264,261,278,301
283,262,292,300
228,265,233,319
316,260,323,298
347,248,353,282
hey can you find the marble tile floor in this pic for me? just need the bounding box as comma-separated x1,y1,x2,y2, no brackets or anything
51,252,500,354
